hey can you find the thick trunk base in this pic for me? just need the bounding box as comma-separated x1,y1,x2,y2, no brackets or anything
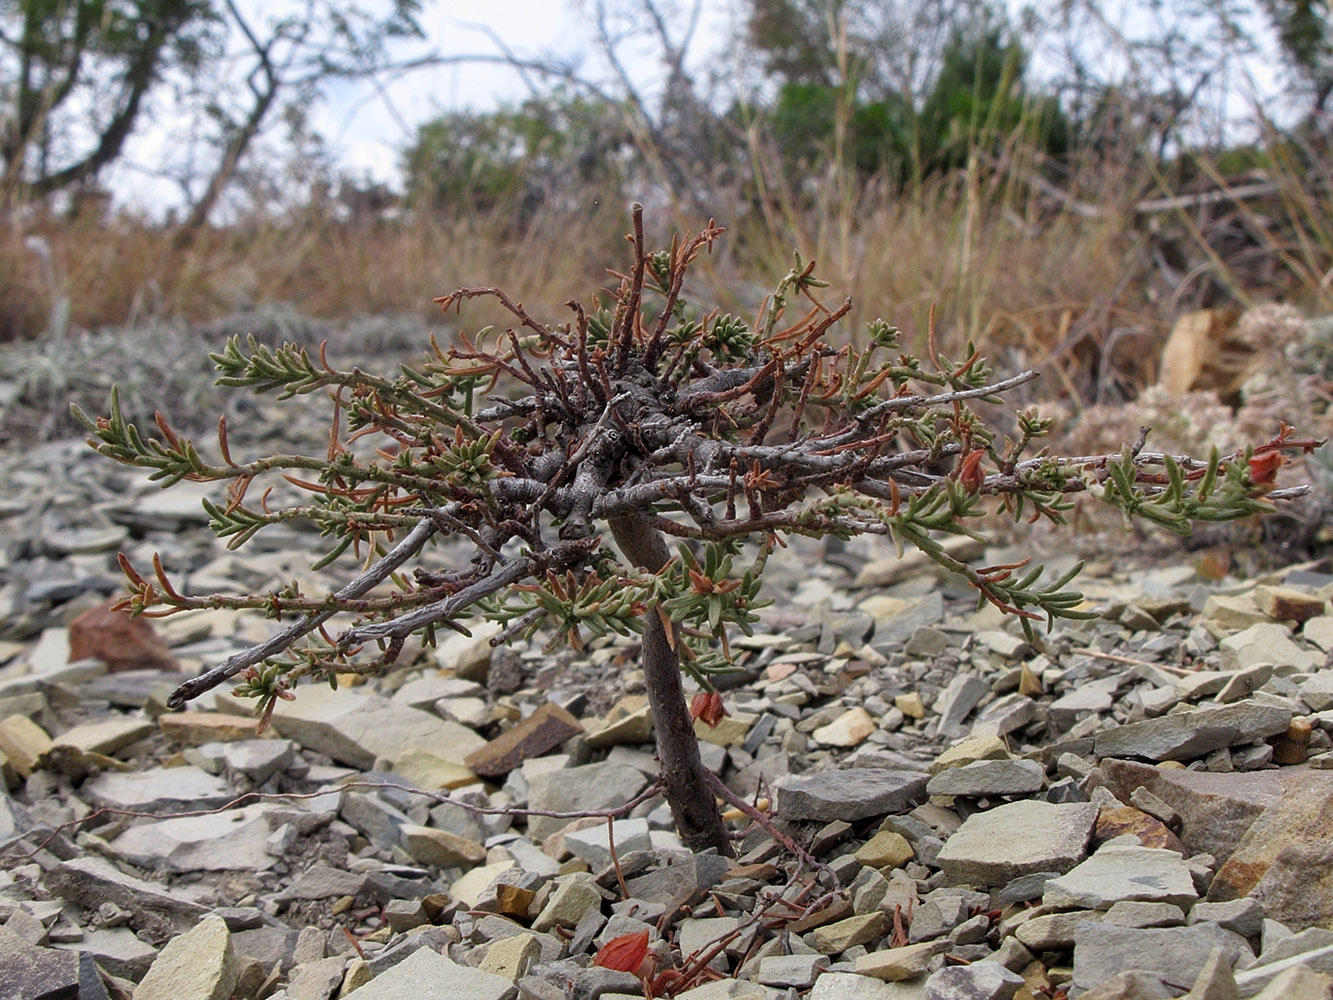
610,515,733,856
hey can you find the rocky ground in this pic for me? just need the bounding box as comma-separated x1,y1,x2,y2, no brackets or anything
4,408,1333,1000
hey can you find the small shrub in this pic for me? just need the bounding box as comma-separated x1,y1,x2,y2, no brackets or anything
76,208,1321,853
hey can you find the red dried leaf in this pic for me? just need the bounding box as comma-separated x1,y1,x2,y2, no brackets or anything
690,691,727,728
1248,450,1282,486
595,930,651,973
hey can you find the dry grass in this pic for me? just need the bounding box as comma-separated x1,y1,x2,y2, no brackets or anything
0,200,629,346
2,131,1329,424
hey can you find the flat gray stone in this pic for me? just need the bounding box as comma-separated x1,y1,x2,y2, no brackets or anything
0,924,79,1000
972,694,1038,737
1303,616,1333,652
776,768,928,822
571,966,641,999
1299,673,1333,712
1071,922,1246,994
1189,898,1265,938
285,955,347,1000
53,717,155,756
1220,623,1318,671
56,925,159,980
677,916,741,964
562,818,653,870
1013,910,1097,951
81,766,233,813
1092,701,1293,762
525,762,648,841
230,926,299,972
936,800,1098,887
809,972,925,1000
264,686,484,770
1048,676,1119,727
933,675,988,737
274,865,371,902
340,790,411,850
908,895,969,944
343,945,516,999
0,790,33,846
1236,941,1333,995
926,759,1045,798
624,852,731,909
756,954,829,989
975,631,1031,659
1043,845,1199,909
218,739,295,783
45,856,209,940
1103,901,1186,928
107,804,276,873
922,961,1024,1000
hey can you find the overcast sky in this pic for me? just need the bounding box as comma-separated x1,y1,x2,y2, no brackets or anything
110,0,737,214
107,0,1284,216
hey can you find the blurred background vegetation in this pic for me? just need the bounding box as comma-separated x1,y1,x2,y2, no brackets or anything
2,0,1332,431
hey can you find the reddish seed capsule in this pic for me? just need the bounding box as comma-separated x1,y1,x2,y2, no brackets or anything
1248,451,1282,485
594,929,651,974
690,690,727,728
958,449,986,494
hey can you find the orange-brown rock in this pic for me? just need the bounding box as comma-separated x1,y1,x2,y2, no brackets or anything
158,712,260,745
496,884,536,921
69,599,178,673
1093,804,1187,855
1098,758,1333,930
465,701,583,779
1271,717,1313,765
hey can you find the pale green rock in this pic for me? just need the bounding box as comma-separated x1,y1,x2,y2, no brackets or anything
53,717,154,756
928,733,1011,775
585,705,654,748
531,876,601,932
856,831,915,870
854,942,946,981
812,707,876,748
696,711,756,747
479,932,541,982
1201,593,1267,631
450,860,517,908
133,915,239,1000
1302,616,1333,652
400,825,487,868
813,912,889,954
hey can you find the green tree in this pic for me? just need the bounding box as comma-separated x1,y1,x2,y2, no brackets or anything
744,0,1066,181
766,80,912,176
1259,0,1333,118
916,20,1068,172
402,89,630,221
0,0,218,197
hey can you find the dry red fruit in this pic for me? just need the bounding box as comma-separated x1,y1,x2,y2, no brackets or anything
958,448,986,493
1248,450,1282,485
594,929,651,974
690,690,727,728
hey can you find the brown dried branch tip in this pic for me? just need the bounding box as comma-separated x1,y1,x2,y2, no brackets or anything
75,205,1321,853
